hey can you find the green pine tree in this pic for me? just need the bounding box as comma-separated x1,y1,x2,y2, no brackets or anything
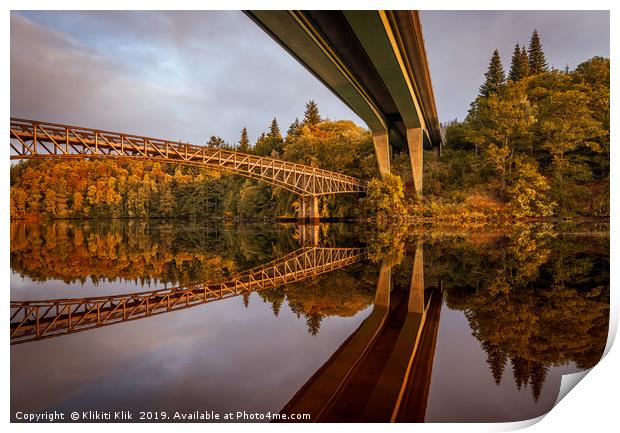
269,118,282,138
508,44,528,81
529,362,549,402
511,357,531,391
206,135,226,148
528,30,548,74
303,100,321,126
238,127,250,153
306,313,322,336
479,49,506,97
254,125,283,156
520,46,529,78
287,118,301,137
481,340,508,385
508,44,520,81
254,132,266,155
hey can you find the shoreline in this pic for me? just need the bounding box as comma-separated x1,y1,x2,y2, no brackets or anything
9,215,610,225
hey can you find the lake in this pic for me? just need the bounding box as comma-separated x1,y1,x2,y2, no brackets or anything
10,220,609,422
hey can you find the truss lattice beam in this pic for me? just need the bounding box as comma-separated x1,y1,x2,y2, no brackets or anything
10,119,367,196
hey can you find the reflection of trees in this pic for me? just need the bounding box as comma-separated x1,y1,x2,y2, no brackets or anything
258,263,377,336
364,223,407,267
10,220,297,286
426,229,609,400
11,220,376,338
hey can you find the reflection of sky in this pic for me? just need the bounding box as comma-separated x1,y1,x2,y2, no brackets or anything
426,305,582,422
11,291,373,416
11,272,170,300
11,272,592,423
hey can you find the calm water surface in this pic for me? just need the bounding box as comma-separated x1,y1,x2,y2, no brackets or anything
10,220,609,422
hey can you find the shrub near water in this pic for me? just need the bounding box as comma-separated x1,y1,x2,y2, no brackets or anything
364,174,407,223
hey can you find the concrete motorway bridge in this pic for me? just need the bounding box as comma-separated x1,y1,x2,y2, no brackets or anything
247,10,442,195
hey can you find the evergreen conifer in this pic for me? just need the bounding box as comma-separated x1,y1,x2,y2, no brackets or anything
206,135,226,148
528,30,548,74
509,44,522,81
269,118,281,138
287,118,301,137
508,44,529,81
303,100,321,126
479,49,506,97
238,127,250,152
520,46,529,77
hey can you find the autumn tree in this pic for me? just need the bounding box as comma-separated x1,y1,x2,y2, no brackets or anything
466,81,535,194
365,173,407,223
444,120,475,152
440,231,609,397
535,88,606,209
505,156,555,217
571,57,610,179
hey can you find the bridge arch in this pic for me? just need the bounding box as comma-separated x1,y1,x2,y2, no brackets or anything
10,119,367,204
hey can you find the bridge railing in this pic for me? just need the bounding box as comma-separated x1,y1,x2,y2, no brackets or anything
10,118,367,196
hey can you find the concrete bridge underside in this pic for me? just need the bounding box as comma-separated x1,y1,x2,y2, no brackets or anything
246,11,442,195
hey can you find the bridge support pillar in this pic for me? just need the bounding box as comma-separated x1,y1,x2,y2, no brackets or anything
372,131,391,179
299,195,320,224
374,262,392,308
299,223,320,247
407,127,423,196
408,242,424,313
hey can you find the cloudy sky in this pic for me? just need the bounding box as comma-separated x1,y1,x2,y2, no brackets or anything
10,10,609,145
423,10,610,123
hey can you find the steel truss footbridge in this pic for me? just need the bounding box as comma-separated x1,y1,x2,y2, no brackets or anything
10,118,367,221
10,246,366,344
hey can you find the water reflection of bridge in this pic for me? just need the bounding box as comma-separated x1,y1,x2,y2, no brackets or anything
281,243,442,422
11,239,442,422
10,247,365,345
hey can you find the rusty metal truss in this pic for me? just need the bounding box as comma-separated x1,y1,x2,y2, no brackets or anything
10,118,367,196
10,247,366,344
